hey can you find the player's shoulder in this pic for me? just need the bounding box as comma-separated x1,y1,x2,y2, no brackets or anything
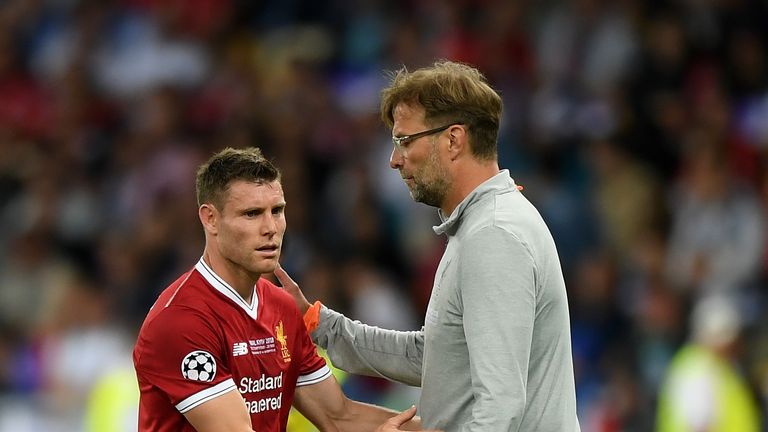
135,278,221,360
141,270,218,330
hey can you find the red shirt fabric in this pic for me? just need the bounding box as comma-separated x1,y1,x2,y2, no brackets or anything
133,259,330,432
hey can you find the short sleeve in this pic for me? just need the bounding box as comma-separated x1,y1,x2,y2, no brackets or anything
134,307,236,413
294,309,331,387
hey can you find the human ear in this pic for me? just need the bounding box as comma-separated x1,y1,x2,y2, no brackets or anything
199,204,218,235
447,125,468,160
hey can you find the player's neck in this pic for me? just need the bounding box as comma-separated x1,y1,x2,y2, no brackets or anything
202,251,256,303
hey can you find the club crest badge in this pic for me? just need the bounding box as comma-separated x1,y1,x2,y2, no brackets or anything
275,321,291,363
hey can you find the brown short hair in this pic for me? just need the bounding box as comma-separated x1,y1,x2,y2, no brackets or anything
195,147,281,208
380,61,502,160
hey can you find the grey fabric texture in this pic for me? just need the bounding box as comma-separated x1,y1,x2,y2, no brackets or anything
313,171,580,431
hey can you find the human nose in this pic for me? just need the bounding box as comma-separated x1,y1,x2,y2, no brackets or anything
262,214,278,236
390,146,404,170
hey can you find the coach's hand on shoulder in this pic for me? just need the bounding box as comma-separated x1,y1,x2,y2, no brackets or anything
376,406,443,432
274,264,312,315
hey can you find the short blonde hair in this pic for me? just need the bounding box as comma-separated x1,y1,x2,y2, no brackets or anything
380,61,502,160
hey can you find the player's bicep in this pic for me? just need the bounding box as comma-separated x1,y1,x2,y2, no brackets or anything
184,387,253,432
293,375,346,429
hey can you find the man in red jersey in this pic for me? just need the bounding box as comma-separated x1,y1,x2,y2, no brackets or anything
133,147,437,432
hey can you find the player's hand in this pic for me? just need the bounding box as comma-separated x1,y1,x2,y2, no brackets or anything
274,264,312,315
376,406,443,432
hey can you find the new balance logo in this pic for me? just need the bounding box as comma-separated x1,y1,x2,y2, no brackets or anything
233,342,248,356
232,338,277,357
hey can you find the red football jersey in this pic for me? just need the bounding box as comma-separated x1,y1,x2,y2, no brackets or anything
133,259,330,432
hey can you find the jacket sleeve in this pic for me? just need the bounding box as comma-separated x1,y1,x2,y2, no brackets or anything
312,306,424,386
459,226,535,431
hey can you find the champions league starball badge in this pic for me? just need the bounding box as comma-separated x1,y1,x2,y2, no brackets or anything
181,351,216,382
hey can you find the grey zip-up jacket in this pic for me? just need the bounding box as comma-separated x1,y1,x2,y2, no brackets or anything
313,170,580,431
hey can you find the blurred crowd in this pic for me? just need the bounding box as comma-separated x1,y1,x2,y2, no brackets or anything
0,0,766,430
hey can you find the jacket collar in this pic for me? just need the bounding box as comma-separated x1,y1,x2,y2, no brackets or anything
433,170,517,236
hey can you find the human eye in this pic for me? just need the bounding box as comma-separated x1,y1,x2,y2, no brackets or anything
244,209,263,218
393,136,412,150
272,205,286,215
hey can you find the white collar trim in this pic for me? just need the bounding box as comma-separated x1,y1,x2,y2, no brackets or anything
195,258,258,320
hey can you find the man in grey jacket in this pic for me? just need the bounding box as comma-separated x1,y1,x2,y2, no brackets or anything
276,61,581,432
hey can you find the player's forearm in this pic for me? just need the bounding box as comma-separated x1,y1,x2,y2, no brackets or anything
314,306,424,385
296,383,417,432
334,400,423,432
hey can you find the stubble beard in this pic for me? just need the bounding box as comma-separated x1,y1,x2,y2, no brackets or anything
408,145,450,208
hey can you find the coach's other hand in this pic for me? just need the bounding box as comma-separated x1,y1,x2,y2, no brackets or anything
376,406,443,432
274,264,312,315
